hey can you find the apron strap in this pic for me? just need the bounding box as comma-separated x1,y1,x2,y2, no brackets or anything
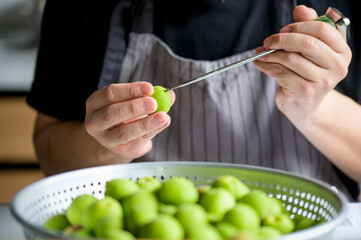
98,0,154,89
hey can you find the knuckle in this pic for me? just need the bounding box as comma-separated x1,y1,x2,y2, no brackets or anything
318,22,332,37
271,64,287,76
104,84,116,103
84,117,95,134
302,37,318,51
140,118,154,133
114,127,131,144
102,106,115,124
127,101,139,116
299,81,315,97
320,76,335,91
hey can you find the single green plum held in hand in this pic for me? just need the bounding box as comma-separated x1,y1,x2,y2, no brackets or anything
151,86,172,113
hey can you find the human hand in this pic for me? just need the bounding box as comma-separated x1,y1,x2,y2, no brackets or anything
254,5,352,123
85,82,175,161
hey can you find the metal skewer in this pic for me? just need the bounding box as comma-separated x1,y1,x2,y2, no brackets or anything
165,49,276,92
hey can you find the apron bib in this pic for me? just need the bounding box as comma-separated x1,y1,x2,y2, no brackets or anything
98,0,352,200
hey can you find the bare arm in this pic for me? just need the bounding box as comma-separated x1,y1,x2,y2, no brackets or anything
254,5,361,182
34,82,174,176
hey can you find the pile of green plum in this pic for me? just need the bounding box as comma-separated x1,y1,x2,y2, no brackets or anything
43,175,321,239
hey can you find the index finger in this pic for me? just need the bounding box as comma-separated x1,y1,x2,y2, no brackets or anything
87,82,154,111
280,21,348,54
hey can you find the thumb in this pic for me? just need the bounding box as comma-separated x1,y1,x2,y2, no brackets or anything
293,5,318,22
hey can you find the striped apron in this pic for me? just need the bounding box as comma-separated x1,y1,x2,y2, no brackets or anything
98,0,352,200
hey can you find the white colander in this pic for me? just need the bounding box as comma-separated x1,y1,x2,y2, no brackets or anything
10,162,348,239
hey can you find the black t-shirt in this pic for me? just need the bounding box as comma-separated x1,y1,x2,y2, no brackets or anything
28,0,361,122
27,0,360,200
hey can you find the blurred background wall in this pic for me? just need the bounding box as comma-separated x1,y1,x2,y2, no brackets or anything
0,0,46,203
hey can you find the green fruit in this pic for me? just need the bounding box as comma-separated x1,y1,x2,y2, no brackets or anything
174,203,208,231
294,217,317,231
105,178,139,201
136,176,162,193
43,214,70,231
151,86,172,113
231,231,258,240
139,215,185,240
263,213,295,234
222,203,260,233
197,185,212,195
159,203,178,216
215,222,238,239
199,188,235,222
187,224,222,240
257,226,282,239
82,196,123,231
94,215,123,238
267,197,284,216
158,177,199,205
105,229,136,240
238,190,272,219
70,229,92,238
66,194,98,226
122,190,159,233
212,175,249,199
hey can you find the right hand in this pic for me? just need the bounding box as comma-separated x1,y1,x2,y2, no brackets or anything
85,82,175,161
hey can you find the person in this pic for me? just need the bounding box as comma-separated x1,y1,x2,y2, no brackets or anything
27,0,361,201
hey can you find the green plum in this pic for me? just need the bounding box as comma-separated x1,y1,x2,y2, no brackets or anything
231,231,258,240
105,229,136,240
199,188,235,222
212,175,249,199
197,185,212,196
174,203,208,231
267,197,284,217
158,177,199,205
43,214,70,231
105,178,139,201
257,226,282,239
122,190,159,233
187,224,222,240
151,86,172,113
215,222,238,239
159,203,178,216
222,203,260,233
139,214,185,240
70,229,92,238
66,194,98,226
82,196,123,231
94,215,123,238
238,190,272,219
294,217,317,231
136,176,162,193
263,212,295,234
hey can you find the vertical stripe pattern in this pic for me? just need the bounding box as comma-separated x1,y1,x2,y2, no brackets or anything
116,33,352,199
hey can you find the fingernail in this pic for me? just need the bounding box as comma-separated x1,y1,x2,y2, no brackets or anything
139,84,153,95
143,98,156,110
264,38,272,48
154,112,166,123
280,26,291,33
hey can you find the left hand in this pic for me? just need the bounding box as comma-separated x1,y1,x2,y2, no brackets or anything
254,5,352,123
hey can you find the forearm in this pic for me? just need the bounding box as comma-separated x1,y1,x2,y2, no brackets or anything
291,90,361,182
34,120,130,176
